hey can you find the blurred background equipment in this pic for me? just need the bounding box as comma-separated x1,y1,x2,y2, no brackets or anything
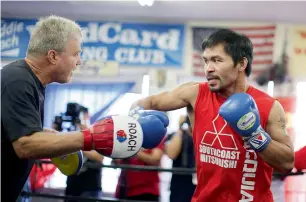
256,28,291,86
156,70,167,88
53,103,89,132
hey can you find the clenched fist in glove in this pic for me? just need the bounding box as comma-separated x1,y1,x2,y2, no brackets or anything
219,93,271,152
81,110,169,158
129,106,169,149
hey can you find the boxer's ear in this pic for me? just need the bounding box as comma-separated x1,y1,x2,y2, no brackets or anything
238,57,248,72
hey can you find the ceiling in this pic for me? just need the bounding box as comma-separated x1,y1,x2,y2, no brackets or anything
2,1,306,24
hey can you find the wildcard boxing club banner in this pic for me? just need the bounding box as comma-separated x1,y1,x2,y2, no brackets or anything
1,18,185,68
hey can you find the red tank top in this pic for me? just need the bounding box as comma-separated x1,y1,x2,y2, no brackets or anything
192,83,275,202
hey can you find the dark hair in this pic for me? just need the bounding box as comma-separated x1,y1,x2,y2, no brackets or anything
201,29,253,77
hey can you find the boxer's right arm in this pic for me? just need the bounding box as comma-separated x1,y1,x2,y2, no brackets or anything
131,82,199,111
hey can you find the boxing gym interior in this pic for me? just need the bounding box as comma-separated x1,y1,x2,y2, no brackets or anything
1,1,306,202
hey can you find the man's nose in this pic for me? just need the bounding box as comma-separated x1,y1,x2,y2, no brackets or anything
205,62,215,73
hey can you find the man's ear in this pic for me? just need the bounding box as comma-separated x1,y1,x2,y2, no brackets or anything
47,50,59,65
238,57,248,72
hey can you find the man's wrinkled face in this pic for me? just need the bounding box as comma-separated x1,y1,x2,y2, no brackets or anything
54,35,82,83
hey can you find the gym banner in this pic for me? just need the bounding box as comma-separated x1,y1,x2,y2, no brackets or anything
1,18,185,68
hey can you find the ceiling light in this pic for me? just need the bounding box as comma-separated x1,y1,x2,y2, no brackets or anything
138,0,154,7
146,0,154,6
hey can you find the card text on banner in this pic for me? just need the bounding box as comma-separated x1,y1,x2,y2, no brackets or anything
1,19,185,68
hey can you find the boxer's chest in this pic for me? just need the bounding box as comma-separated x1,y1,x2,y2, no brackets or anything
193,94,247,170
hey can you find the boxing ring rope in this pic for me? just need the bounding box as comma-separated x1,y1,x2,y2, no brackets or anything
38,159,305,176
20,191,147,202
22,160,305,201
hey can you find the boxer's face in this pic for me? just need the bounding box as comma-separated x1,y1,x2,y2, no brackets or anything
54,34,82,83
202,43,240,92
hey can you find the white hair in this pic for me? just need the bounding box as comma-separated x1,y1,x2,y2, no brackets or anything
27,15,82,56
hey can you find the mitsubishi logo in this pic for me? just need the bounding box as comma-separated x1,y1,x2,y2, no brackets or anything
201,114,238,150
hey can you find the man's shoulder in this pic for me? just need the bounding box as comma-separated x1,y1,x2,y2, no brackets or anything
180,81,202,88
2,59,28,72
248,85,274,101
181,82,207,91
1,60,36,89
196,82,210,94
249,86,276,118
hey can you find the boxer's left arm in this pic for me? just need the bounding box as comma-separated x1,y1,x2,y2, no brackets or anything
258,100,294,173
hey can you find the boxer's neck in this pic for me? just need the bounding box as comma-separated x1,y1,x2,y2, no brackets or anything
25,56,53,86
219,75,249,98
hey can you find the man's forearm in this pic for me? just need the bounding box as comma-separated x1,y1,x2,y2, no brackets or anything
131,97,153,110
258,140,294,173
14,131,84,159
165,135,183,159
137,151,160,165
83,151,104,162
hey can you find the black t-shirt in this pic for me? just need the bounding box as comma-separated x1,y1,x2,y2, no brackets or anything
1,60,45,201
65,159,102,195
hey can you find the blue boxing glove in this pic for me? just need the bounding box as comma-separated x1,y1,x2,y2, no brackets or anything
129,106,169,149
219,93,271,152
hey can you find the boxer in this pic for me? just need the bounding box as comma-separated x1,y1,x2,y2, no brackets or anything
129,29,295,201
